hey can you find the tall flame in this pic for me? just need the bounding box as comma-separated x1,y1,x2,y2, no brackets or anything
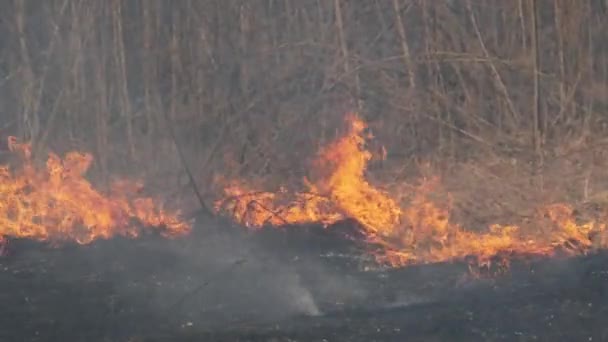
0,138,190,246
214,113,608,267
308,113,402,235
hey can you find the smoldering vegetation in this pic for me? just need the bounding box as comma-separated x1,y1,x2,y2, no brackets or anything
0,216,374,340
2,215,607,341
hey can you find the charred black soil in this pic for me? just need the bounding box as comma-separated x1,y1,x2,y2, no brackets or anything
1,218,607,342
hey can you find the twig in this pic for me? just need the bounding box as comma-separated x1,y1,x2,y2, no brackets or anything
217,194,291,226
161,109,211,217
251,200,290,226
467,0,520,126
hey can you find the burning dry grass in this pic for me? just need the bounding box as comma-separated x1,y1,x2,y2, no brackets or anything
214,113,608,268
1,112,605,271
0,137,190,246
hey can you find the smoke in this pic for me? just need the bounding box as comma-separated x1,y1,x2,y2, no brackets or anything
2,212,389,342
37,214,372,331
153,222,318,323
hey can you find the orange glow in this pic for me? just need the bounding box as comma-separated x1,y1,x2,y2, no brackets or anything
214,113,608,268
213,179,343,228
214,114,401,233
309,113,402,235
0,137,190,245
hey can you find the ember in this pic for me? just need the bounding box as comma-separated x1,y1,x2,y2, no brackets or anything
0,137,190,245
215,114,608,267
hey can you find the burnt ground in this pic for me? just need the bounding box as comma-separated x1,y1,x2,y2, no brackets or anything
0,216,607,342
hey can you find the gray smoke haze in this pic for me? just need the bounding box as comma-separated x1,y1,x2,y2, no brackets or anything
6,215,372,332
4,212,458,342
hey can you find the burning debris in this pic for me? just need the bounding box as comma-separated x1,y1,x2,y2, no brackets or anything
0,137,190,247
214,113,608,268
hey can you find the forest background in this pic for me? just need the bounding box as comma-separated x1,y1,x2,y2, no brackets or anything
0,0,607,226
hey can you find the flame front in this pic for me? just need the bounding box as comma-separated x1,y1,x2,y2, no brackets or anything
214,180,343,228
215,113,608,268
309,113,402,235
214,114,400,232
0,138,190,245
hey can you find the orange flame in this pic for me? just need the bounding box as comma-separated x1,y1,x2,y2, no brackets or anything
0,137,190,245
308,113,402,235
214,113,608,267
214,180,343,228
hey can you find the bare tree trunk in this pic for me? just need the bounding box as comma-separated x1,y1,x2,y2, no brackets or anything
112,0,135,160
583,0,595,140
530,0,543,191
95,4,110,184
14,0,38,142
95,56,109,184
554,0,567,113
333,0,362,112
142,0,158,139
520,0,531,50
32,0,70,158
239,1,250,96
422,2,441,150
391,0,415,88
467,0,520,129
169,6,181,125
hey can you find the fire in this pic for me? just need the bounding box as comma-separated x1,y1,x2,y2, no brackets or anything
214,114,400,232
0,137,190,245
308,113,402,235
214,180,343,228
214,113,608,268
